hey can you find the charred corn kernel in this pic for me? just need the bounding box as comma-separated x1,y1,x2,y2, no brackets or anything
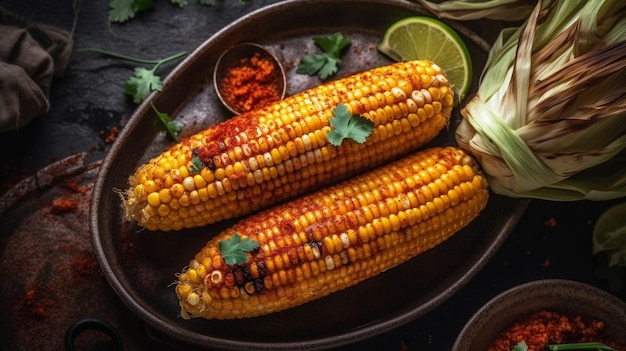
122,60,454,231
175,146,489,319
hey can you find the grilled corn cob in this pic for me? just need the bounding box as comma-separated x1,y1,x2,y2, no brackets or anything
121,60,454,231
175,146,489,319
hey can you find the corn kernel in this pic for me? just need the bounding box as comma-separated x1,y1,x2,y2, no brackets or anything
147,192,161,207
126,60,458,242
176,284,191,299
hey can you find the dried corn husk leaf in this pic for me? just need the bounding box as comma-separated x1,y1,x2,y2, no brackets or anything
413,0,535,21
455,0,626,200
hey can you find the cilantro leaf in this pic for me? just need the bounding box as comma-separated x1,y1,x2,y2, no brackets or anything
133,0,155,12
296,33,351,79
314,33,351,58
108,0,154,23
218,233,260,266
150,102,180,140
326,104,374,146
296,54,327,76
189,156,203,173
512,342,528,351
108,0,248,24
108,0,136,22
317,55,341,80
124,67,163,104
75,48,186,105
170,0,188,7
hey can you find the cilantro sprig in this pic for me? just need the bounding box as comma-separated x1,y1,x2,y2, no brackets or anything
74,48,186,104
512,342,617,351
296,33,351,80
218,233,260,266
108,0,252,23
326,104,374,146
548,343,617,350
150,103,181,140
108,0,154,23
189,156,203,173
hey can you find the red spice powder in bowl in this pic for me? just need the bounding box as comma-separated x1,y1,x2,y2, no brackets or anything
452,279,626,351
488,310,626,351
213,42,286,115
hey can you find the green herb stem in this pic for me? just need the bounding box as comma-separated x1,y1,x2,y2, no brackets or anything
152,51,187,71
150,102,181,139
548,342,617,351
74,48,187,66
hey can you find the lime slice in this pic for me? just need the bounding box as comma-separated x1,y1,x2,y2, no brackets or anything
592,202,626,256
377,16,472,102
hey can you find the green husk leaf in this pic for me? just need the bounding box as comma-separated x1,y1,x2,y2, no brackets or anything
412,0,535,21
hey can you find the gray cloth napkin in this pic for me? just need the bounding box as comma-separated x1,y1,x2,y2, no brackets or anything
0,8,73,132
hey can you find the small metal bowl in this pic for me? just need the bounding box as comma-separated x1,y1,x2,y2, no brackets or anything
213,42,287,115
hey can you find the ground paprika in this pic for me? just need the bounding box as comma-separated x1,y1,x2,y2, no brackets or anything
219,51,283,114
489,310,626,351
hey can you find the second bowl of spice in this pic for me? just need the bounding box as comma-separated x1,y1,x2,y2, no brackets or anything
213,42,287,115
452,279,626,351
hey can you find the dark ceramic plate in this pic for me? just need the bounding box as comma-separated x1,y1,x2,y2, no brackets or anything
90,0,528,349
452,279,626,351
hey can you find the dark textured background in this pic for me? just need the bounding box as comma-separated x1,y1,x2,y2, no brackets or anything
0,1,623,350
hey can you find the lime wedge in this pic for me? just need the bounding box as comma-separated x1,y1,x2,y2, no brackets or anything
377,16,472,102
592,202,626,264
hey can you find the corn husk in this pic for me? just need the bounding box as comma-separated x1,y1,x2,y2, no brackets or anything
413,0,535,21
455,0,626,200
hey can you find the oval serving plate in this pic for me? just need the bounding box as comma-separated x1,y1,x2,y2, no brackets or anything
90,0,529,349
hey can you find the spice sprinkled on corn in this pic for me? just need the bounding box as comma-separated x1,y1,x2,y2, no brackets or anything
121,60,454,231
175,146,489,319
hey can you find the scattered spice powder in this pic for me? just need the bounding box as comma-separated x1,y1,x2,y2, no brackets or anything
544,217,557,228
62,179,89,194
99,125,119,143
23,289,52,319
220,51,282,113
400,340,409,351
50,198,79,213
72,250,101,276
105,126,118,143
488,310,626,351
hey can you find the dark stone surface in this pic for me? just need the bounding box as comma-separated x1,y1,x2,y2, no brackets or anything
0,1,623,350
